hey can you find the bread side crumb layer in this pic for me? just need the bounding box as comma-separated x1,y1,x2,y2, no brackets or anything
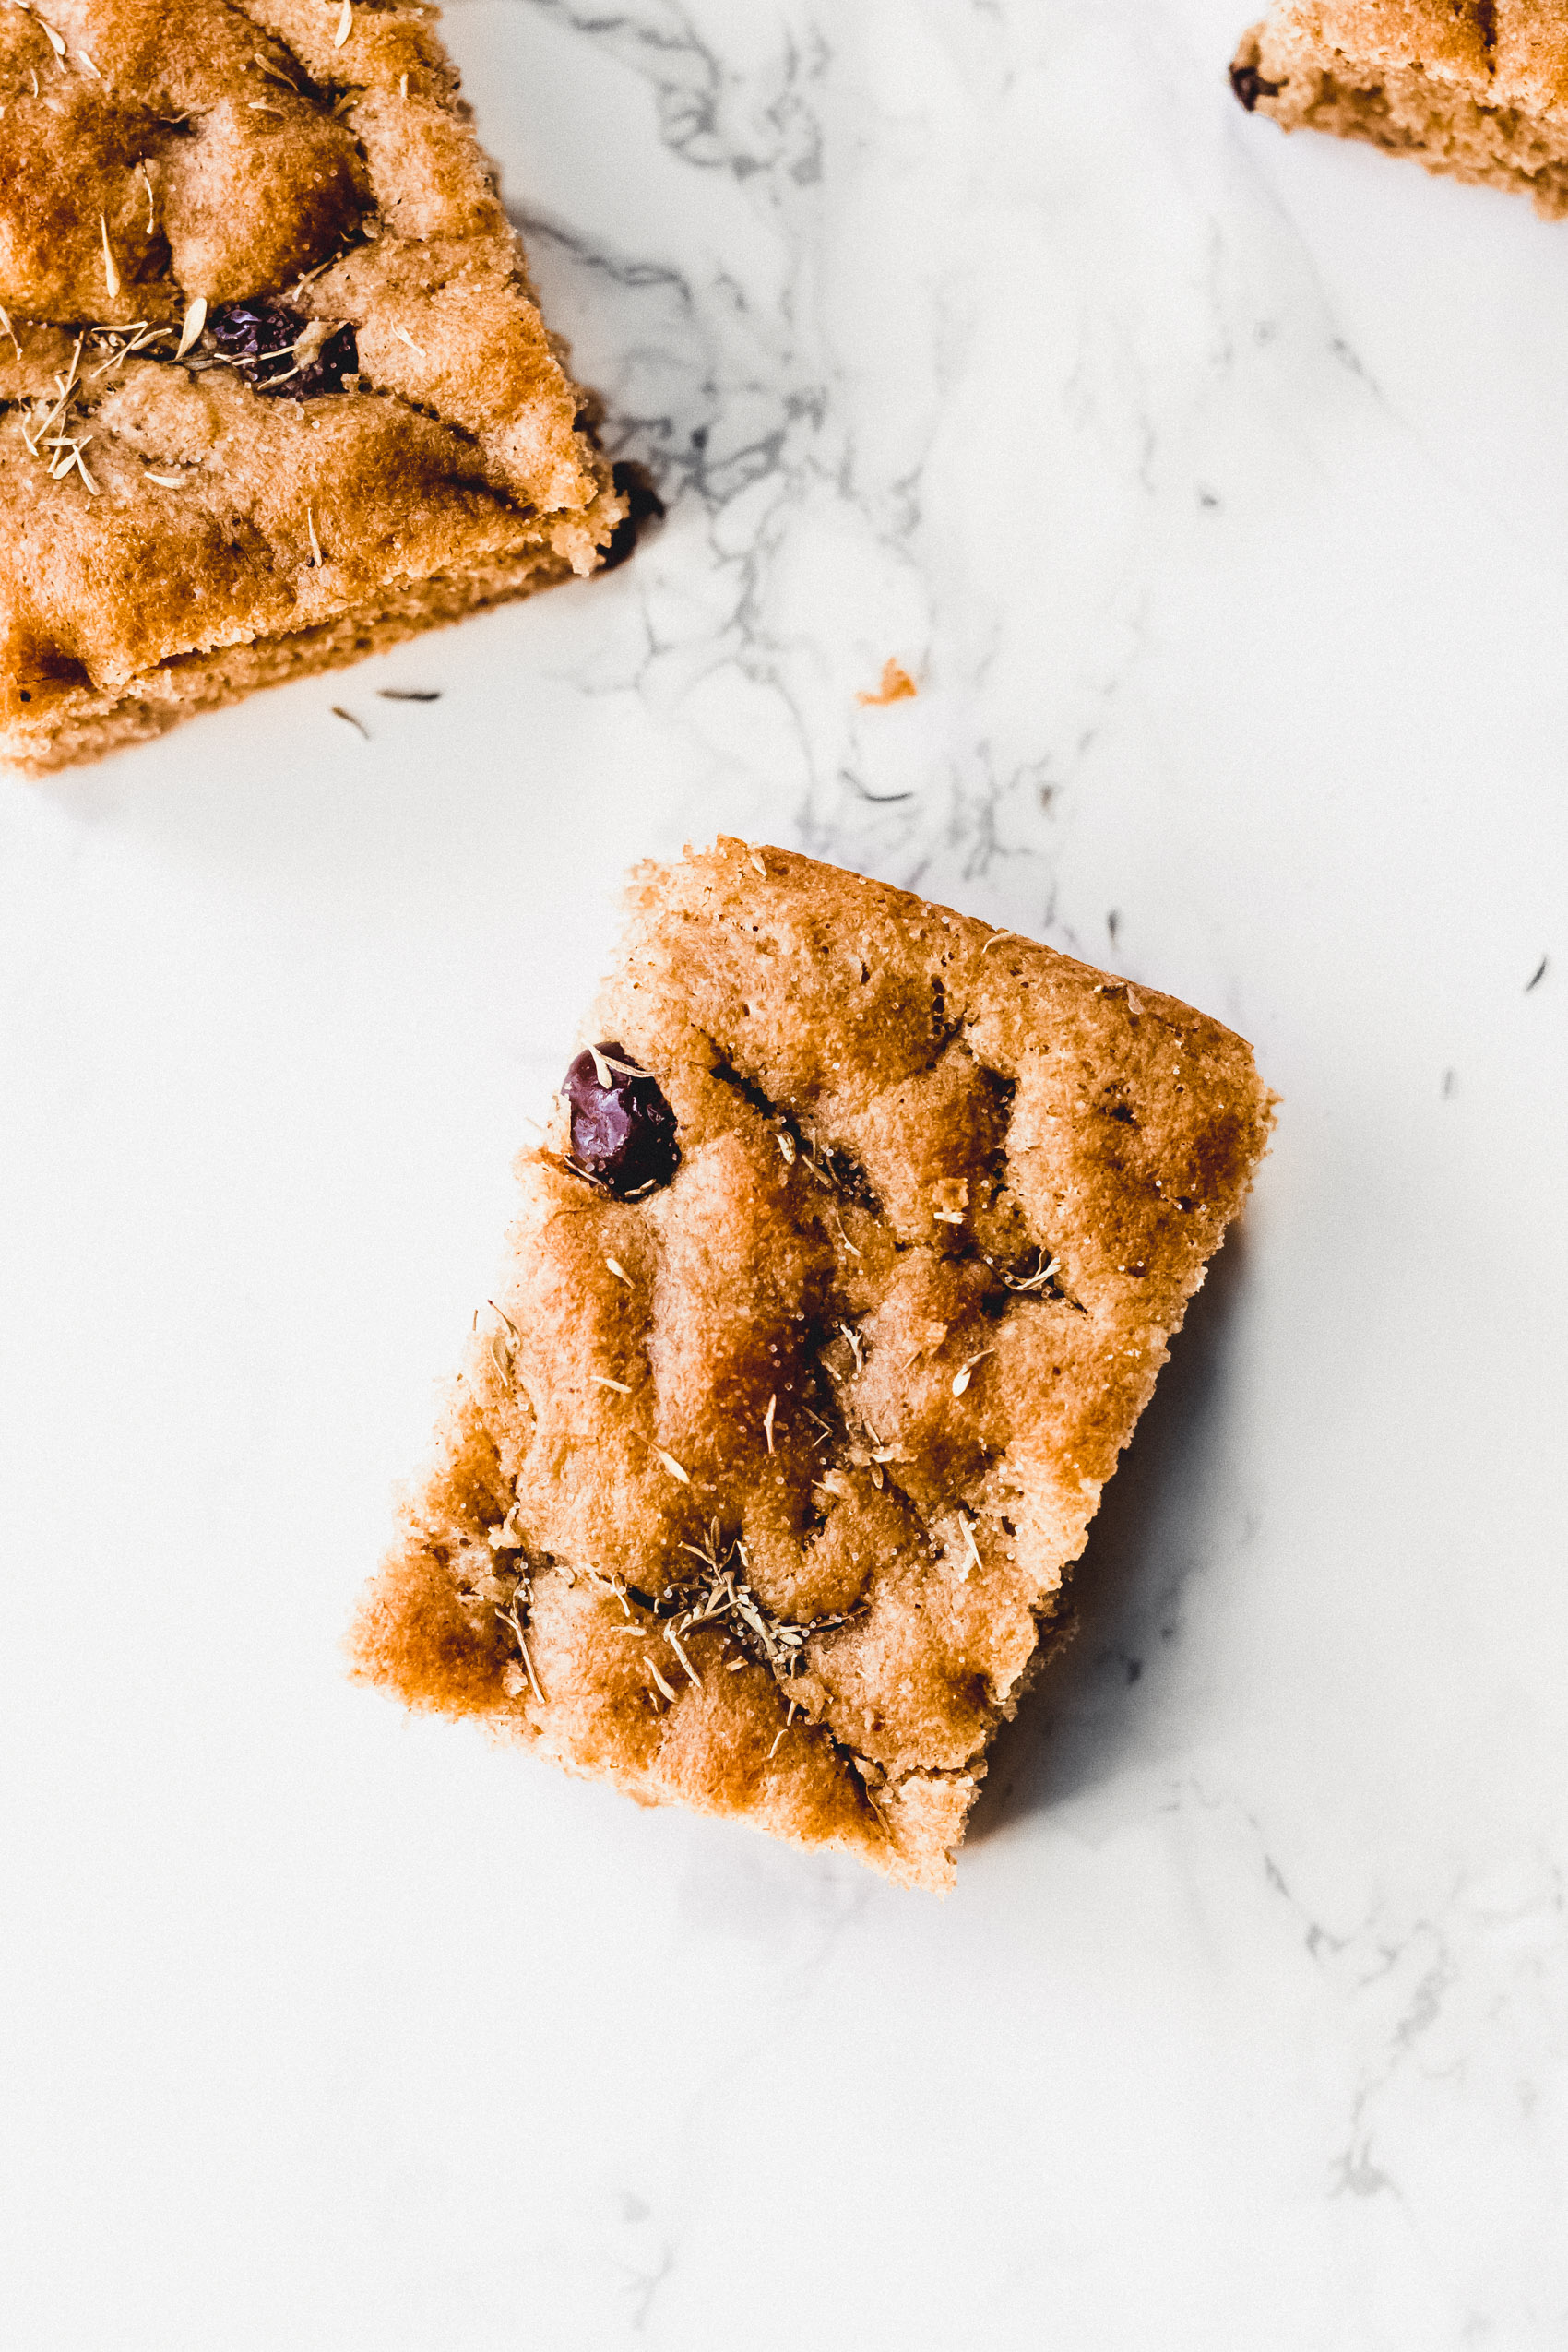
3,542,590,773
1235,3,1568,214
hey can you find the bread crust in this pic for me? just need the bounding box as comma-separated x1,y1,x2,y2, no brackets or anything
0,0,629,770
350,842,1277,1892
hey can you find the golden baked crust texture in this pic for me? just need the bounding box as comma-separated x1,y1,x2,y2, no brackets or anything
0,0,630,773
1233,2,1568,213
350,841,1276,1892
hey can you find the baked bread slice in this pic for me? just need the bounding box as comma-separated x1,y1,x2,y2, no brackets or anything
350,840,1276,1892
1232,1,1568,214
0,0,635,773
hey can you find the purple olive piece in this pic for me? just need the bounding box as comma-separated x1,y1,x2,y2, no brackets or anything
562,1042,679,1197
1229,60,1281,111
600,462,666,572
208,300,359,398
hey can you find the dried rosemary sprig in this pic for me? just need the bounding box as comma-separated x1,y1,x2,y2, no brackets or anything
19,320,179,497
650,1519,860,1685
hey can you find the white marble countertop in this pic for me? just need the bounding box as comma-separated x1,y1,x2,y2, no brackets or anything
4,2,1567,2345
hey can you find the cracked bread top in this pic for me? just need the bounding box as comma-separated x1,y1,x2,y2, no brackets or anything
0,0,622,729
1248,2,1568,114
350,840,1275,1892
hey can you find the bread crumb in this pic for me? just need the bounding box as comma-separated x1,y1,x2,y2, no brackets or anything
857,659,917,707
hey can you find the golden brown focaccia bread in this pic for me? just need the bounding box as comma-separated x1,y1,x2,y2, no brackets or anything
350,841,1277,1892
0,0,647,772
1233,1,1568,214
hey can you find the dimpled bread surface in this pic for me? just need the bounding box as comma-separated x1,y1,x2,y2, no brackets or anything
0,0,628,771
350,840,1276,1892
1233,1,1568,212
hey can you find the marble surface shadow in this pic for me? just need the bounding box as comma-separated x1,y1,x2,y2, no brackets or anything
970,1222,1253,1838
